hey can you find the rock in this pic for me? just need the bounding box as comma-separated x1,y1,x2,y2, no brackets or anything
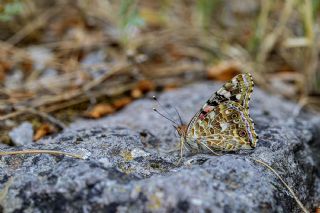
81,50,106,67
8,122,34,146
1,82,320,213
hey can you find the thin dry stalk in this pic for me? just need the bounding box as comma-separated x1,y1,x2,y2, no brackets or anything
25,108,67,129
6,8,61,45
302,0,318,95
2,62,129,120
0,150,84,159
30,63,129,108
0,110,27,121
256,0,295,68
253,158,309,213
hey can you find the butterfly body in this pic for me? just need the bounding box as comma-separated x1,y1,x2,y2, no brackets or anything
178,73,258,155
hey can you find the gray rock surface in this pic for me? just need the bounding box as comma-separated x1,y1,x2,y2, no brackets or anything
0,82,320,213
8,122,34,146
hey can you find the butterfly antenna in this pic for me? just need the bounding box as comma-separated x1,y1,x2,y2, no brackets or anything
153,108,178,126
152,96,180,124
172,105,183,126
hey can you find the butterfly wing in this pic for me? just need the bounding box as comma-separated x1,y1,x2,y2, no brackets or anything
186,73,254,132
205,72,254,111
185,73,258,151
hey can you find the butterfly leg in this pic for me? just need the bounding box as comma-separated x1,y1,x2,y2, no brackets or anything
176,137,186,165
198,140,221,156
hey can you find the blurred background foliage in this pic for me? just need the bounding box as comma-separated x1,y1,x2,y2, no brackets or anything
0,0,319,143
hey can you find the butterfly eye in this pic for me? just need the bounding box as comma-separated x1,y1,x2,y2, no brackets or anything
238,130,247,137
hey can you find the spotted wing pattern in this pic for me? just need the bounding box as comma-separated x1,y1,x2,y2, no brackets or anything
185,73,258,151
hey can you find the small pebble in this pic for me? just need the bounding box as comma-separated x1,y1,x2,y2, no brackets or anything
9,122,34,146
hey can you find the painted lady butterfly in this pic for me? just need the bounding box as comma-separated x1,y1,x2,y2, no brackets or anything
154,73,258,158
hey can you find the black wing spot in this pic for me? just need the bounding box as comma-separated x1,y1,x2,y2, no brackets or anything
230,96,238,101
216,94,225,101
207,100,218,106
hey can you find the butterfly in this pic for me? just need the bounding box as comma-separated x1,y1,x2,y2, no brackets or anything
153,73,258,159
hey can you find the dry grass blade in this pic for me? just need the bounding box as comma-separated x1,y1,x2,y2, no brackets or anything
0,110,27,121
31,63,129,108
25,107,66,129
0,107,66,129
253,158,309,213
0,150,84,159
256,0,294,67
6,7,61,45
0,63,130,122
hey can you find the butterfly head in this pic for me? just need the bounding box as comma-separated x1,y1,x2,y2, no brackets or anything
176,125,187,137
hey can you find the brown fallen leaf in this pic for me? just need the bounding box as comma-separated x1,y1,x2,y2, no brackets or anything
33,123,55,141
85,103,115,119
137,80,155,93
131,88,143,99
207,61,242,81
20,59,33,73
131,80,155,99
113,97,132,110
163,83,178,91
0,60,12,81
0,70,5,82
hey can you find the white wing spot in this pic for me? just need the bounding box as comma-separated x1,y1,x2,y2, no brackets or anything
224,91,231,98
218,89,225,95
220,123,229,132
236,94,241,100
209,112,216,119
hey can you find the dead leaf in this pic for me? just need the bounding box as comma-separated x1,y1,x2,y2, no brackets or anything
131,80,155,99
113,97,132,110
0,60,12,81
131,88,143,99
207,61,242,81
33,123,55,141
0,70,5,82
20,59,33,73
163,83,178,91
137,80,155,93
85,103,115,119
